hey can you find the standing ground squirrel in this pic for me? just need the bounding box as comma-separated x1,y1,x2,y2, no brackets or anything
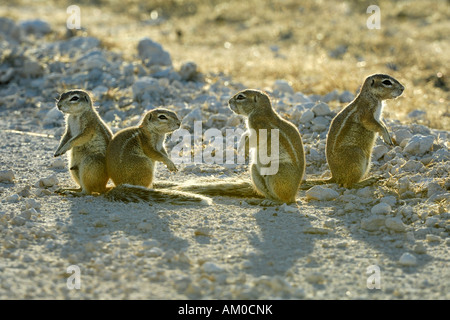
54,90,113,194
166,89,306,205
105,108,211,205
318,73,404,188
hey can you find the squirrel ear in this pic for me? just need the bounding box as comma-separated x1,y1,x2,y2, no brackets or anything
371,79,375,87
253,95,258,102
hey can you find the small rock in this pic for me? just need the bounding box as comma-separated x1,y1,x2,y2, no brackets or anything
6,194,20,203
21,59,45,78
0,170,15,183
181,107,202,130
426,183,444,198
119,236,129,248
142,239,160,249
226,114,241,127
132,76,162,102
273,80,294,94
372,145,389,161
179,61,199,81
202,262,224,273
291,92,311,104
401,160,424,173
25,198,41,211
311,102,331,116
20,208,37,220
19,19,51,36
413,242,427,254
206,114,228,128
321,89,340,103
407,110,427,119
426,234,441,242
310,116,329,132
398,253,417,266
299,109,315,123
403,134,434,156
339,90,354,103
36,174,58,188
50,158,66,169
385,217,407,232
147,247,164,257
394,128,412,146
380,196,397,207
43,107,64,128
371,202,391,215
306,186,339,201
137,38,172,67
361,215,386,231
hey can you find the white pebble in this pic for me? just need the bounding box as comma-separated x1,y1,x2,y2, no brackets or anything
371,202,391,215
299,110,315,124
280,203,298,213
147,247,164,257
403,134,434,156
6,194,20,203
372,145,389,161
273,79,294,94
25,198,41,210
50,158,66,169
0,170,15,183
361,215,386,231
311,102,331,116
306,186,339,201
385,217,407,232
202,262,224,273
398,253,417,266
426,234,441,242
36,174,58,188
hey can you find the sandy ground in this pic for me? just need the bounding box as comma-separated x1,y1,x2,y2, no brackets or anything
1,123,448,300
0,0,449,300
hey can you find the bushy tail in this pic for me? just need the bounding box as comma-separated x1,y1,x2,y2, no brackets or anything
299,178,335,190
159,178,263,199
104,184,212,205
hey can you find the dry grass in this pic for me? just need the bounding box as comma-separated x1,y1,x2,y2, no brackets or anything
2,0,449,129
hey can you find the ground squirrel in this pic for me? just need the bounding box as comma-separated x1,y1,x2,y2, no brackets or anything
305,74,404,188
54,89,113,194
105,108,211,205
165,89,306,204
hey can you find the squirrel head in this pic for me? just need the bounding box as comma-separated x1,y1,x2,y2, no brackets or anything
228,89,273,117
57,90,92,114
140,108,181,133
362,74,404,100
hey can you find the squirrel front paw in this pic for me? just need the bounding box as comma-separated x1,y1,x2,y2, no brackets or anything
166,161,178,172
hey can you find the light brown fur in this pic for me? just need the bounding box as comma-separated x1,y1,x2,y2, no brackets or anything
54,89,113,194
325,73,404,188
164,89,306,205
106,108,179,188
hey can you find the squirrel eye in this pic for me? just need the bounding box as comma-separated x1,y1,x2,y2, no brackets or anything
158,115,168,120
70,96,79,102
236,94,246,100
382,80,392,86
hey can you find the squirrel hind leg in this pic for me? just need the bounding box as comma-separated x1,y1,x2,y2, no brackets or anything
330,147,369,188
79,157,109,194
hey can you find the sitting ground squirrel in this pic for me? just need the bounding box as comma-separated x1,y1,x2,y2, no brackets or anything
54,89,113,194
304,73,404,188
164,89,306,205
105,108,211,205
